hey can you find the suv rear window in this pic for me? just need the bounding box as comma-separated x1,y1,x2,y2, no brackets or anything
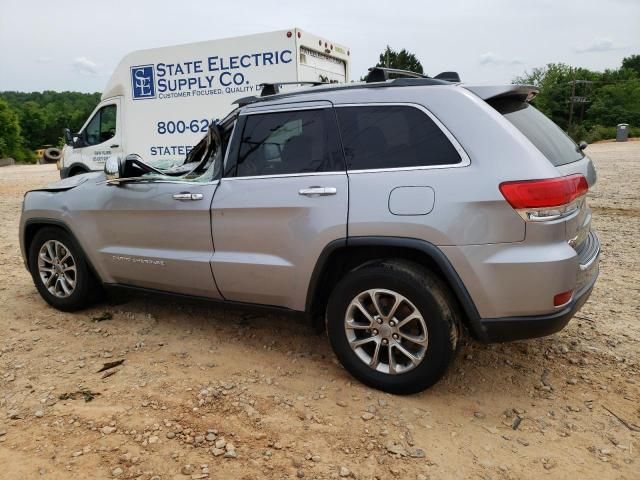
336,106,461,170
490,98,584,166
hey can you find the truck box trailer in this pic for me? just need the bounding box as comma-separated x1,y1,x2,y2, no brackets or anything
59,28,350,177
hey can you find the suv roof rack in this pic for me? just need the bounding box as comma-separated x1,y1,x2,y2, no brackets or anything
232,70,460,107
259,81,328,96
365,67,461,84
365,67,428,83
434,71,461,82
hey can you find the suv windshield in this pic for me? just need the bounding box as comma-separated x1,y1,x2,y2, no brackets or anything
490,98,584,166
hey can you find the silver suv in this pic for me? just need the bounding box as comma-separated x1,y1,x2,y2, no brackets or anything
19,69,600,394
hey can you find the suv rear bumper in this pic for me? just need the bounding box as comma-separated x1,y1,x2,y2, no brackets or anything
477,271,597,342
475,231,600,342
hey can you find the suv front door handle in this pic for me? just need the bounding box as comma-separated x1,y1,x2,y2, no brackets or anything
298,187,337,197
172,192,204,201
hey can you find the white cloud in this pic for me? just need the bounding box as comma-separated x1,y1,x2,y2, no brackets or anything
72,56,100,76
574,38,624,53
478,52,524,66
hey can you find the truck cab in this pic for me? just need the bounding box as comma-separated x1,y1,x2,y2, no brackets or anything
60,98,122,178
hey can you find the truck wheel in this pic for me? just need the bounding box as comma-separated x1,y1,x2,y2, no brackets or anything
28,227,101,311
326,260,459,394
68,168,87,177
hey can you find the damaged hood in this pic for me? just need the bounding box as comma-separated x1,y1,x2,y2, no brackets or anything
28,171,102,193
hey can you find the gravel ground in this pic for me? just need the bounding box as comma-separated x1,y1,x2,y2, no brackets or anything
0,142,638,479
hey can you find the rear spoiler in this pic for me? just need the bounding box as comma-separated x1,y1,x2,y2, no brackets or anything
464,84,539,102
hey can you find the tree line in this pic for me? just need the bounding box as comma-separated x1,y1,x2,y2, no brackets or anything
514,54,640,143
0,51,638,162
0,91,100,161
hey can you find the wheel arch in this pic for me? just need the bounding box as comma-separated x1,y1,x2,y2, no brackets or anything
23,218,101,282
66,162,91,177
306,237,485,340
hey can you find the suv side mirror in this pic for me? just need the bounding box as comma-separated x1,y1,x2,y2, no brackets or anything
579,141,588,151
104,155,123,181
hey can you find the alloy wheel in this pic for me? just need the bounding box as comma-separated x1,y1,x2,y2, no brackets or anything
344,289,428,374
38,240,77,298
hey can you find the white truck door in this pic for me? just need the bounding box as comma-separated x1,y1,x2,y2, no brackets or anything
79,98,123,171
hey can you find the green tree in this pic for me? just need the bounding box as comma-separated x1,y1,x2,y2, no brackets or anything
514,63,599,131
18,101,47,150
0,98,23,159
0,91,100,158
513,56,640,141
588,79,640,126
622,54,640,76
376,46,424,74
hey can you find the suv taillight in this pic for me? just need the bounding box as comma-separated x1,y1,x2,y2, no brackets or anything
499,174,588,222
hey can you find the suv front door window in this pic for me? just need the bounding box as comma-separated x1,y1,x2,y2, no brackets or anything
235,108,344,177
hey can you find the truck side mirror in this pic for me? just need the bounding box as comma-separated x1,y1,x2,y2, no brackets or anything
63,128,74,146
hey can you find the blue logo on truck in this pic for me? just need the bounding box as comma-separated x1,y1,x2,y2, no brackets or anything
131,65,156,99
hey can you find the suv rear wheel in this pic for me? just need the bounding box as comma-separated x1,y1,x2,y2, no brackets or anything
326,260,459,394
28,227,101,311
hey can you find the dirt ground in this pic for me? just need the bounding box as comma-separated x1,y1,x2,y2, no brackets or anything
0,142,638,480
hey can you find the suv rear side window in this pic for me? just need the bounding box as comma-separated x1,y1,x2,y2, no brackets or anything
336,105,461,170
236,109,343,177
490,98,584,166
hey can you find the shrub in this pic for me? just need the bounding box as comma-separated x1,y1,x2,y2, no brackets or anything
582,124,639,143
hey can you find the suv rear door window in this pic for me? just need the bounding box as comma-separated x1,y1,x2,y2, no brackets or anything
490,98,584,166
336,105,461,170
235,109,343,177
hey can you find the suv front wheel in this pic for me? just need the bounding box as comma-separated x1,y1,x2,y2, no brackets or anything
28,227,101,311
326,260,459,394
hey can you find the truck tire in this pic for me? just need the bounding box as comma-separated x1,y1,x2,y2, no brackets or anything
326,260,460,394
28,227,102,311
68,167,88,177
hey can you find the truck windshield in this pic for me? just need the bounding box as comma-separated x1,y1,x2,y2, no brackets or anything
490,98,584,166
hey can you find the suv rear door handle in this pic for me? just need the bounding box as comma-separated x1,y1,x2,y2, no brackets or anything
172,192,204,201
298,187,337,197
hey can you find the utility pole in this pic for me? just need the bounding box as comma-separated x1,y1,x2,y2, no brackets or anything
568,68,576,133
567,76,593,134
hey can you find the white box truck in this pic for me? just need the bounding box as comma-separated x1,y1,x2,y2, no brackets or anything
59,28,350,178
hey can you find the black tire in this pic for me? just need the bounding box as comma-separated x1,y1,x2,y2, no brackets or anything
28,227,101,311
43,148,62,163
326,260,460,394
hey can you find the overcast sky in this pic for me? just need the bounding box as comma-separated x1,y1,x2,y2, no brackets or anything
1,0,639,93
